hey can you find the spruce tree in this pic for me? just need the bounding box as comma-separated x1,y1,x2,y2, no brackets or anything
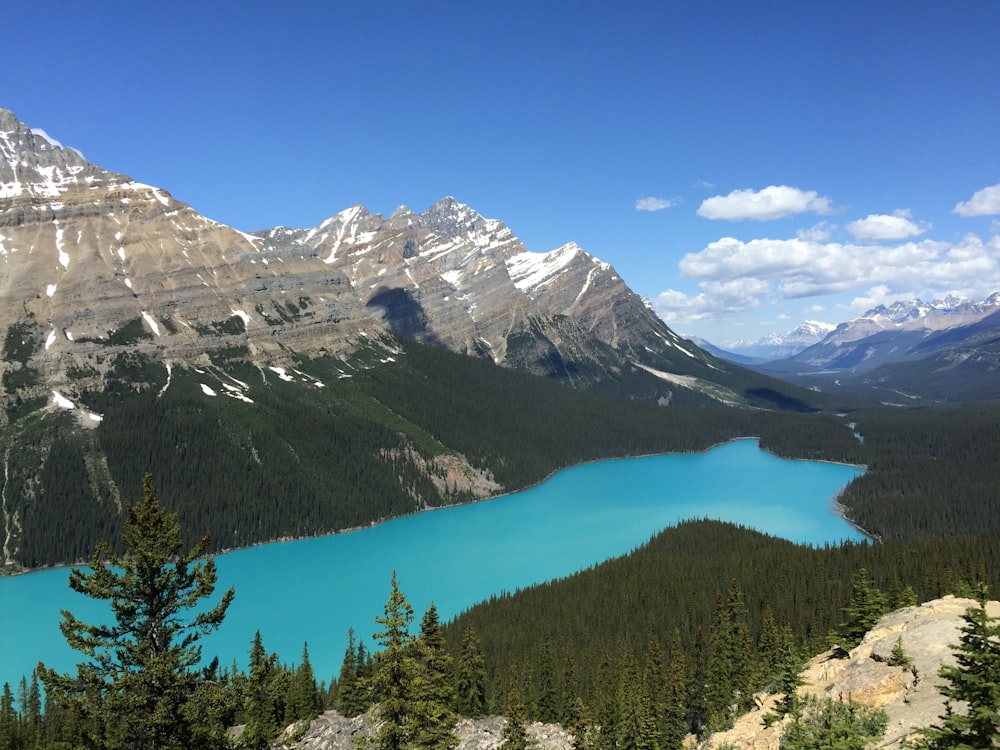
661,630,691,750
615,647,660,750
242,631,280,750
914,601,1000,748
837,568,887,648
455,626,487,718
38,474,234,750
0,683,17,750
285,642,322,723
500,693,533,750
536,636,560,724
705,581,754,732
335,628,372,717
409,603,459,750
372,571,418,750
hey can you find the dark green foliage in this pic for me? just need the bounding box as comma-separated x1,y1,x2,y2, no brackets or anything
455,626,488,718
888,638,912,669
913,602,1000,749
241,631,281,749
445,520,1000,732
839,404,1000,540
3,320,41,366
501,693,534,750
704,580,754,731
333,628,373,717
779,696,888,750
372,572,419,750
614,647,660,750
193,315,246,336
837,568,888,648
410,603,459,750
285,643,322,724
38,475,234,750
106,317,154,346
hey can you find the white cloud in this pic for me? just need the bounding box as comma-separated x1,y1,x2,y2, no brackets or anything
845,209,929,242
796,222,836,242
953,182,1000,217
635,196,676,212
697,185,834,221
850,284,894,310
656,230,1000,323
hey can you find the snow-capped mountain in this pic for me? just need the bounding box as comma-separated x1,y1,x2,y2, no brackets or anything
0,107,747,412
783,294,1000,371
746,294,1000,402
714,320,837,362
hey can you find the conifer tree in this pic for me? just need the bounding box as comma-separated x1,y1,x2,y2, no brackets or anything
0,683,17,750
372,571,418,750
409,603,459,750
705,581,754,732
913,601,1000,748
285,642,322,723
837,568,887,648
335,628,372,717
500,692,533,750
242,631,280,750
38,474,234,750
561,645,580,726
661,630,691,750
616,646,660,750
536,635,560,724
455,626,487,718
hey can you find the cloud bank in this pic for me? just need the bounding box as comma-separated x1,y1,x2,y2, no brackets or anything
654,230,1000,326
697,185,834,221
953,182,1000,217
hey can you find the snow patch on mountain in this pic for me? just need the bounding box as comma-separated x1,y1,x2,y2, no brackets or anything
506,243,581,291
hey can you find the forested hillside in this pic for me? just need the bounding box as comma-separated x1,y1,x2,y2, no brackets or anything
3,337,865,571
440,520,1000,736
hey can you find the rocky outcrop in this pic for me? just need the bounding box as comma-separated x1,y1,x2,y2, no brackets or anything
284,710,572,750
696,596,1000,750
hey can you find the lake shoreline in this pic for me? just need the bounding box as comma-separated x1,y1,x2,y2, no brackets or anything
0,435,869,578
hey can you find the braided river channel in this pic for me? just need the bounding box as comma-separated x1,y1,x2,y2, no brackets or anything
0,438,864,688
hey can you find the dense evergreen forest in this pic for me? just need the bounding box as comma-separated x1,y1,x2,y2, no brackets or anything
441,520,1000,724
5,338,869,569
10,336,1000,569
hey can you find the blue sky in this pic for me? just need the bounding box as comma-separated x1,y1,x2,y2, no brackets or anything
6,1,999,344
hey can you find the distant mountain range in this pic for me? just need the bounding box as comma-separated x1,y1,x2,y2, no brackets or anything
711,295,1000,402
696,320,837,363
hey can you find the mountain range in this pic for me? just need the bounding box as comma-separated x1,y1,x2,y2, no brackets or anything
0,107,807,414
1,107,825,570
745,294,1000,402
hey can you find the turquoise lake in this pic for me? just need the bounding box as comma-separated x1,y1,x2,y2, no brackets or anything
0,439,864,688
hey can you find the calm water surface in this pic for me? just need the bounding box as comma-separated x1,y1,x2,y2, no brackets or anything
0,439,864,687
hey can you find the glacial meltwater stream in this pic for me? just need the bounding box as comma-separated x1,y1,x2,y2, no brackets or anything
0,439,864,687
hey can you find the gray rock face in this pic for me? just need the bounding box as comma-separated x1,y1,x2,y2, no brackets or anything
0,107,719,411
285,710,572,750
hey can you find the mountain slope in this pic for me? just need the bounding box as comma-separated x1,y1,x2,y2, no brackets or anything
0,108,839,570
755,295,1000,402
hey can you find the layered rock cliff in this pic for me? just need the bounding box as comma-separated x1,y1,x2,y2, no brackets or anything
2,106,725,413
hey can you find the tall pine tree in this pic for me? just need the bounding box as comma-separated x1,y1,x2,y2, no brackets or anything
38,474,234,750
372,571,418,750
